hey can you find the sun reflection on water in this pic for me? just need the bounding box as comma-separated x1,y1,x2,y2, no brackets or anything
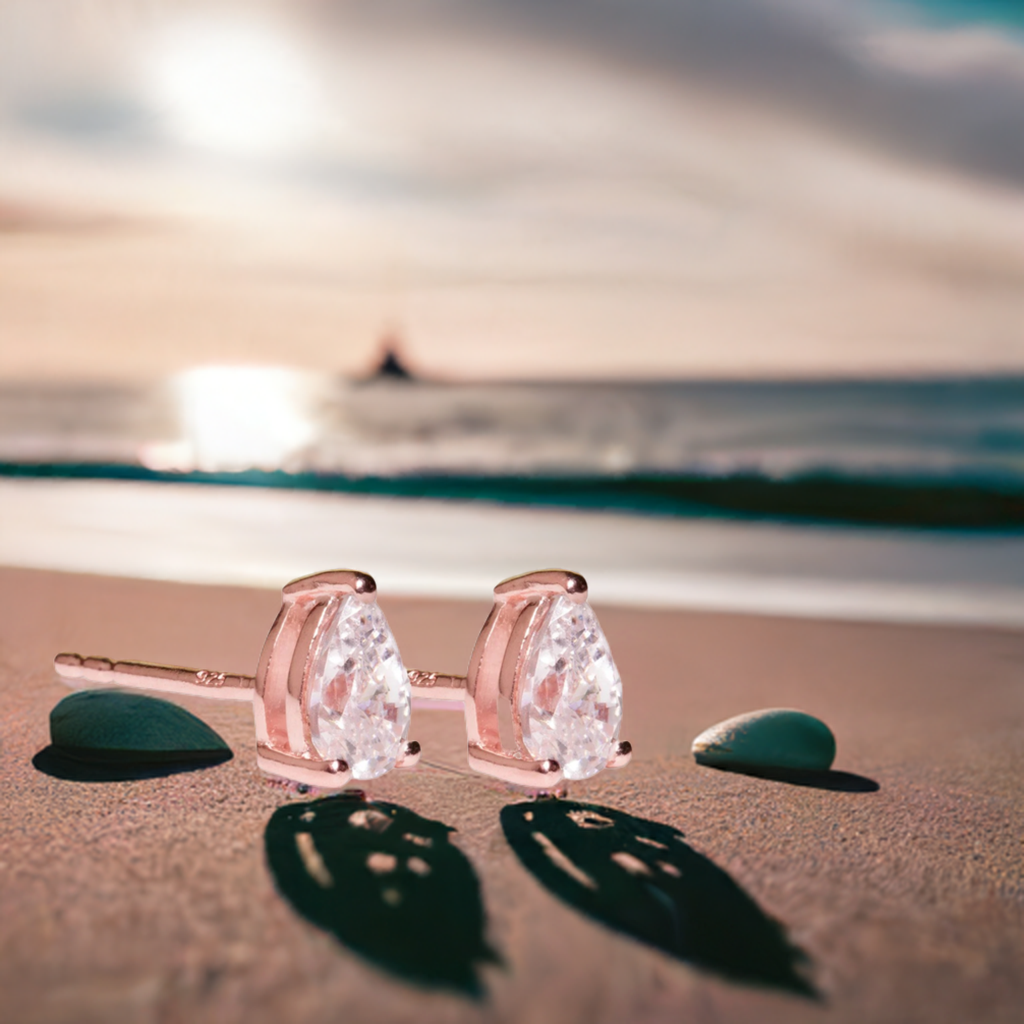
142,365,324,473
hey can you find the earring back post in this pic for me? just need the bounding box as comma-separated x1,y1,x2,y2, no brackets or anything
54,653,255,702
408,670,467,709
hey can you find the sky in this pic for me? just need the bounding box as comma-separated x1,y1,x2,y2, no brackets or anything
0,0,1022,381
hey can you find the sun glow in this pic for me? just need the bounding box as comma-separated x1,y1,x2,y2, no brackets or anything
147,20,319,157
141,366,326,473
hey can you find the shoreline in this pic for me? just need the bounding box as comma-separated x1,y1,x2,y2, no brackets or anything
2,477,1024,629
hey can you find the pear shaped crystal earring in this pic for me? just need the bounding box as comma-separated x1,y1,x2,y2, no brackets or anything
409,569,632,788
54,570,420,789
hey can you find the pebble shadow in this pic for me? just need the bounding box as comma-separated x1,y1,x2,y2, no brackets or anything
32,744,231,782
702,764,880,791
501,798,817,997
264,795,499,998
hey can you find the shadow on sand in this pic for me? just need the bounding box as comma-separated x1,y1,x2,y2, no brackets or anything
265,795,498,998
32,689,233,782
704,764,879,792
501,798,817,997
32,744,231,782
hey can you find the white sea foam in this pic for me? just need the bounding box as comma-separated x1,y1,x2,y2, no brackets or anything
1,477,1022,629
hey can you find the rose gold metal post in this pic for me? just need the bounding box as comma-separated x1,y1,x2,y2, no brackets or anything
54,653,255,701
408,670,467,709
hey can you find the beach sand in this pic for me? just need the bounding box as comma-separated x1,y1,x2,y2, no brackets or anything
0,566,1021,1023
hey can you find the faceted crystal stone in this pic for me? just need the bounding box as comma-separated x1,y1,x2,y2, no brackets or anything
518,595,623,781
306,595,411,780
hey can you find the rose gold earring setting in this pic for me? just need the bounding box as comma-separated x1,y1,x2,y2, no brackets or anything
410,569,632,789
54,570,420,790
52,567,631,793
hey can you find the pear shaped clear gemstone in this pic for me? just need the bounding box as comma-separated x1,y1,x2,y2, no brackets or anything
518,596,623,781
306,595,411,780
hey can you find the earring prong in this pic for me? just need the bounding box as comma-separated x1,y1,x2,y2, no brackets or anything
396,740,422,769
608,740,633,769
493,568,588,601
256,744,352,789
281,569,377,600
467,742,563,787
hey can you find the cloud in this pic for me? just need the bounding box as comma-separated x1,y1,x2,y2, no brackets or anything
422,0,1024,187
6,0,1024,187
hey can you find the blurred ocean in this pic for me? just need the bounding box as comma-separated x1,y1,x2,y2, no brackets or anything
1,2,1022,624
2,372,1023,530
907,0,1024,29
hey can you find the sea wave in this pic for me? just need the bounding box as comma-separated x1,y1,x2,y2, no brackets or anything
3,374,1024,529
2,462,1023,530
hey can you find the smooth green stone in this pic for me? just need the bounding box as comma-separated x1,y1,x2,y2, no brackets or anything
692,709,835,772
50,689,230,764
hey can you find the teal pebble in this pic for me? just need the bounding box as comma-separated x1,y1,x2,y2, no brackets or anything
50,689,231,765
691,708,836,772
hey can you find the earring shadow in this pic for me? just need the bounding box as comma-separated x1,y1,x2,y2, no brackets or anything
264,796,499,998
501,799,816,997
702,764,879,792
